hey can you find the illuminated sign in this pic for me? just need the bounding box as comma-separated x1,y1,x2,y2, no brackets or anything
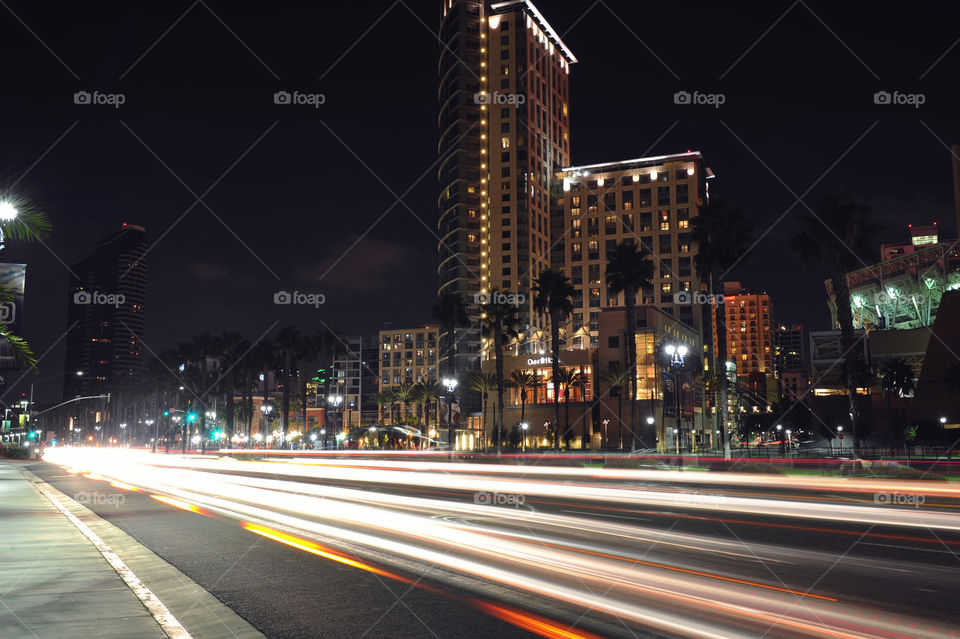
526,356,553,366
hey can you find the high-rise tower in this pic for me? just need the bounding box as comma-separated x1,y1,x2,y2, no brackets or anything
438,0,575,386
63,223,147,399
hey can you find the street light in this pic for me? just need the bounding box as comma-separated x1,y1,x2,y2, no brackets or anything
837,425,844,454
442,377,458,454
940,416,948,424
663,343,687,463
521,422,528,454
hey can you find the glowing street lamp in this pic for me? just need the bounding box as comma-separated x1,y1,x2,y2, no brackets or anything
443,377,458,453
521,422,528,454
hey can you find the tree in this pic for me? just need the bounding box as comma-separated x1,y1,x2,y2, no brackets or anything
418,379,441,433
373,391,394,425
507,369,539,447
792,189,881,456
532,269,575,453
879,358,916,453
605,241,655,450
0,198,51,369
216,331,247,440
432,290,469,377
601,363,631,449
393,381,418,425
556,367,582,449
469,372,497,452
691,198,752,460
480,289,520,454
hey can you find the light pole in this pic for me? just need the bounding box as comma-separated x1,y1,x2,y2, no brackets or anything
837,425,843,455
646,416,655,452
442,378,458,454
601,419,609,449
785,429,792,453
327,395,343,445
673,427,679,454
664,343,687,467
776,424,783,457
521,422,528,454
119,423,127,446
260,403,274,447
28,370,83,441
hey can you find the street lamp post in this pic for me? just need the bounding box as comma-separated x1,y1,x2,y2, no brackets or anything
442,378,457,455
259,403,274,447
837,425,843,455
777,424,784,457
646,416,655,452
327,395,343,444
664,343,687,469
521,422,528,454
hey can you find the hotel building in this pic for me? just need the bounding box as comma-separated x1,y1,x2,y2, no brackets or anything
438,0,576,393
552,152,713,351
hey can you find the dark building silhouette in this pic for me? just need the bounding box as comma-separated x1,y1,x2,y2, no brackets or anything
63,223,147,400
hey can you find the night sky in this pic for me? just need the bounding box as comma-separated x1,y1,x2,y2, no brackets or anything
3,1,958,403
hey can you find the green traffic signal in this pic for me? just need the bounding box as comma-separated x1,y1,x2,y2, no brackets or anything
27,432,36,439
163,411,170,417
186,412,197,422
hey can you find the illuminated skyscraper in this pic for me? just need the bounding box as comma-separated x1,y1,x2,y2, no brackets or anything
438,0,575,389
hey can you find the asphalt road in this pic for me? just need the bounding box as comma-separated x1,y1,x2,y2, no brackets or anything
32,451,960,638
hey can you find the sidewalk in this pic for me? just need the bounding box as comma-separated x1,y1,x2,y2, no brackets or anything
0,460,172,639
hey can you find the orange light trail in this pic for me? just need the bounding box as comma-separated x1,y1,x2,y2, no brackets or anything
474,602,608,639
151,494,209,515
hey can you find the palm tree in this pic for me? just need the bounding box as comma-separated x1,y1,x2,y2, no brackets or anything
879,358,916,453
507,370,539,446
469,372,497,452
532,269,575,453
605,241,655,450
0,198,51,369
691,198,752,460
373,391,394,425
480,289,520,454
555,367,582,448
432,290,470,376
216,331,247,440
393,381,418,425
791,189,881,456
273,326,306,445
418,379,441,434
601,363,631,449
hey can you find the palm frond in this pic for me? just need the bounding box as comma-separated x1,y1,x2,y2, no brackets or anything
0,325,38,371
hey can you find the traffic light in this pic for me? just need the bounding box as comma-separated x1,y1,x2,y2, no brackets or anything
27,432,36,439
186,412,197,422
163,410,170,417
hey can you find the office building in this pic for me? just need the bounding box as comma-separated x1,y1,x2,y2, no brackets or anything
63,223,147,399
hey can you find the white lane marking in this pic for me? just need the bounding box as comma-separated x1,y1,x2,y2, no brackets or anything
31,480,193,639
